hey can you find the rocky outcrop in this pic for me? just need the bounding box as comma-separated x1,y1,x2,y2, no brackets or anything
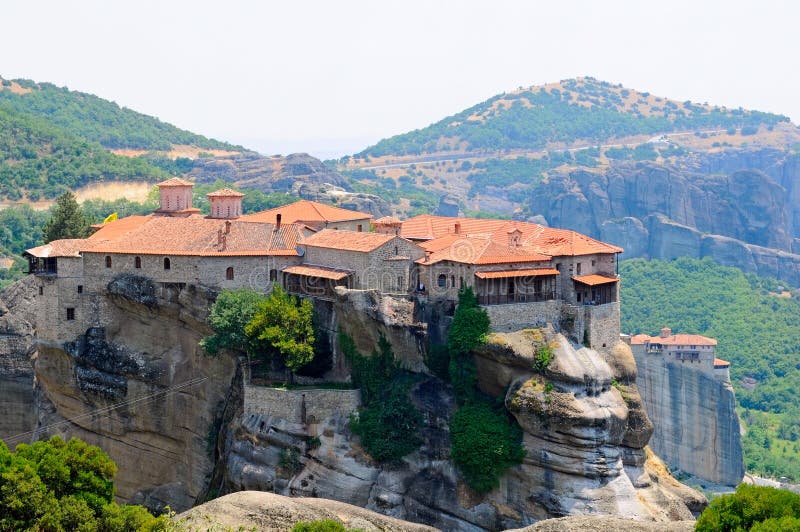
527,151,800,284
30,281,238,511
191,152,391,217
633,351,744,487
0,276,37,440
178,490,437,531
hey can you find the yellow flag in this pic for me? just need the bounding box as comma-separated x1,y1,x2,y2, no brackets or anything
103,212,118,224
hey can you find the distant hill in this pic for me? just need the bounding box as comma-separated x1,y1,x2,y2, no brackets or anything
0,77,241,151
357,77,789,157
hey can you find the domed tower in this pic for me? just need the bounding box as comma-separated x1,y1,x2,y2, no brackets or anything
154,178,200,217
206,188,245,219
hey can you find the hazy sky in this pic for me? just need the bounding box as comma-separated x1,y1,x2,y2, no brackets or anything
3,0,798,159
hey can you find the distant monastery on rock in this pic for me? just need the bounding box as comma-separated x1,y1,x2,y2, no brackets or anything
24,178,623,347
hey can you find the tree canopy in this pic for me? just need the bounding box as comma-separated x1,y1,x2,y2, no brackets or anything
42,191,90,242
246,286,315,371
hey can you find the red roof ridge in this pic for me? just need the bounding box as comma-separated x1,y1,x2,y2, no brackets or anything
156,177,194,187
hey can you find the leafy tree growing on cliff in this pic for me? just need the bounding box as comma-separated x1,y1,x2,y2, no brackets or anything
448,288,490,404
246,286,315,371
0,436,172,531
201,288,268,355
42,191,89,242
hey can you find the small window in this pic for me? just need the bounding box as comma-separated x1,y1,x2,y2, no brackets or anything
555,263,561,271
397,275,403,289
591,259,596,267
66,308,75,321
269,269,278,282
163,257,171,270
226,267,234,280
576,263,582,275
227,206,231,217
357,224,363,232
105,256,112,268
394,246,398,255
134,256,142,269
39,286,43,296
451,275,455,288
437,274,446,288
577,293,582,302
460,277,464,289
77,285,83,294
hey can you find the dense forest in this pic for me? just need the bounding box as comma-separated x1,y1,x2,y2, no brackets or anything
357,77,788,157
621,257,800,481
0,77,240,151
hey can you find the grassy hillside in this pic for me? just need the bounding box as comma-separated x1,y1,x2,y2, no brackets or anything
358,77,789,157
0,77,241,151
0,104,171,200
621,257,800,480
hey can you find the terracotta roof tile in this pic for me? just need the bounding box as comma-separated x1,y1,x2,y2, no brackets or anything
283,265,351,280
417,234,551,265
156,177,194,187
240,200,371,225
572,274,619,286
25,239,95,258
474,268,560,279
630,331,717,346
206,188,245,197
401,214,623,256
300,229,396,252
373,216,402,225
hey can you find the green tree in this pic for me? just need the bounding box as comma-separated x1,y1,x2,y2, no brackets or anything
42,191,89,242
201,288,268,355
245,286,315,371
0,436,172,531
447,288,490,404
695,484,800,531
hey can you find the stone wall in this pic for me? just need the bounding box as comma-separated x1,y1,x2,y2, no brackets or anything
482,300,563,333
243,385,360,424
584,302,621,350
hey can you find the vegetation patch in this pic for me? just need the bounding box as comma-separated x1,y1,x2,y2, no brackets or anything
695,484,800,531
341,333,422,463
291,520,365,532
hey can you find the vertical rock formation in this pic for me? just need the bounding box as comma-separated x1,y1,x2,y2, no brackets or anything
632,349,744,486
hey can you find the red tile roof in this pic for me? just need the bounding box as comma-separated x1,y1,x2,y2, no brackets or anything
206,188,245,197
373,216,402,225
474,268,560,279
240,200,371,225
283,265,351,280
572,274,619,286
417,234,551,265
714,358,730,368
630,332,717,346
156,177,194,187
25,239,95,258
300,229,396,252
401,214,623,257
55,215,309,257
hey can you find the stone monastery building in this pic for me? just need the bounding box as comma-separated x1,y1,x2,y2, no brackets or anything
25,180,623,346
629,327,731,382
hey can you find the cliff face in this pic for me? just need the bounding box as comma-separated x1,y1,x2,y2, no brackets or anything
0,277,37,441
528,150,800,284
633,351,744,487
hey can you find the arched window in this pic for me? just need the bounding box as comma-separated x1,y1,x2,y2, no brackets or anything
451,275,455,288
134,256,142,269
105,256,112,268
226,267,234,280
215,206,221,217
163,257,171,270
437,274,446,288
269,269,278,282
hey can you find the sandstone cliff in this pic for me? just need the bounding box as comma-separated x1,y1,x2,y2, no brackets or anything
633,350,744,487
527,149,800,285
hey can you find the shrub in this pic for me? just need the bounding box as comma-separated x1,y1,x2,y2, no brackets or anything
695,484,800,531
533,344,552,373
291,519,364,532
450,400,525,493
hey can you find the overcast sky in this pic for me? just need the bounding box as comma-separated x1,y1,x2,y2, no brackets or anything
3,0,797,159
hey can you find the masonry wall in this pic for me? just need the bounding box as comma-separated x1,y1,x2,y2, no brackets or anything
243,385,361,424
483,300,564,333
583,302,621,350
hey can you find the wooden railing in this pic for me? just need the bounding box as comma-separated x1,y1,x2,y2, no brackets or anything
478,291,557,305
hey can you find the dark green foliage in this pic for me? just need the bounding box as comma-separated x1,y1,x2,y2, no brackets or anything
447,288,490,358
0,436,171,531
245,286,316,371
533,344,552,373
620,257,800,480
358,78,787,156
291,519,365,532
201,288,268,355
0,104,169,200
695,484,800,531
449,400,525,493
424,343,450,381
0,79,240,151
341,333,423,462
42,191,90,242
0,204,48,288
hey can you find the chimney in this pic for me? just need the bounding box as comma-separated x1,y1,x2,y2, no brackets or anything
660,327,671,338
454,222,461,234
217,229,223,245
225,220,232,234
220,234,227,251
425,251,432,263
276,213,282,230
